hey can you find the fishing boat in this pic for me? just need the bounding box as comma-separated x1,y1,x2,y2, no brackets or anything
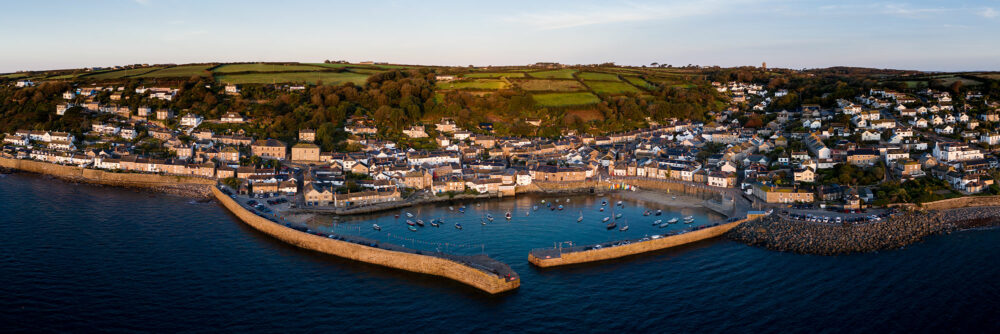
603,217,611,222
615,213,623,219
619,225,629,232
372,224,381,231
415,219,424,227
408,226,418,232
406,220,416,226
406,212,414,218
667,218,679,224
652,219,662,226
486,214,494,222
577,211,584,222
606,221,617,230
557,205,564,210
455,223,463,229
659,222,670,228
684,216,695,224
430,220,440,227
505,211,512,220
655,209,662,216
684,215,694,220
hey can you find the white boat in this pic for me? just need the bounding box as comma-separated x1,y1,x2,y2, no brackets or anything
505,211,512,220
533,205,538,211
603,217,610,222
652,219,662,226
659,222,669,228
372,224,381,231
486,214,494,222
684,215,694,221
449,206,454,211
577,211,584,222
405,212,414,218
615,213,622,219
667,218,679,224
619,225,629,232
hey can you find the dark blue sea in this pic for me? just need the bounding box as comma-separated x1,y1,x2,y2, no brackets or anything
1,173,998,333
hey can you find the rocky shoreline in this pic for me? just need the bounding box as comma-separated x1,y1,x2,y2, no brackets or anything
728,207,1000,255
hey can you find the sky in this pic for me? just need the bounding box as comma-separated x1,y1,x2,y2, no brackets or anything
1,0,999,73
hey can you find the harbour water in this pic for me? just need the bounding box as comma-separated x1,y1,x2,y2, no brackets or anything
1,173,997,332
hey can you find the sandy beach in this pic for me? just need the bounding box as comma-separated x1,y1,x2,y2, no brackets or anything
614,189,706,209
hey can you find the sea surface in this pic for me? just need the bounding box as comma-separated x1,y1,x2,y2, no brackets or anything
1,173,998,333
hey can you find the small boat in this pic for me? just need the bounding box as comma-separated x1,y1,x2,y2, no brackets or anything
577,212,584,222
684,215,694,221
668,218,679,224
481,219,487,225
394,214,400,218
459,207,465,213
455,223,463,230
533,205,538,211
619,225,629,232
606,221,617,230
615,213,623,219
555,199,560,203
550,206,555,211
659,222,670,228
617,200,623,206
600,207,605,212
373,224,381,231
449,206,454,211
430,220,440,227
415,219,424,227
655,210,662,216
603,217,610,222
406,220,416,226
672,196,677,200
541,199,546,204
557,205,564,210
602,200,607,206
486,214,494,222
652,219,662,226
408,226,417,232
643,210,651,216
505,211,512,220
566,198,570,202
406,212,414,218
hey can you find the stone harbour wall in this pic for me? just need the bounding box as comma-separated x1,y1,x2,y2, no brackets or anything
0,157,213,197
211,186,520,295
528,219,746,267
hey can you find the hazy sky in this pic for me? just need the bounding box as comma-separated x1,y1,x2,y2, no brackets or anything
2,0,999,72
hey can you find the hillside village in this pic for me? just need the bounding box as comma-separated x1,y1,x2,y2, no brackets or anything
4,66,1000,211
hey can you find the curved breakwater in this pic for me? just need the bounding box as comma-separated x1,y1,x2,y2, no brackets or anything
211,186,521,295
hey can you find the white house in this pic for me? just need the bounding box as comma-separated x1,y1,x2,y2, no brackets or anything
180,114,204,127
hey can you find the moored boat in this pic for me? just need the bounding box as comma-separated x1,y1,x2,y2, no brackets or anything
406,212,414,218
652,219,662,226
557,205,564,210
373,224,381,231
577,211,584,222
606,221,617,230
430,220,440,227
406,220,416,226
455,223,463,229
415,219,424,227
505,211,512,220
659,222,669,228
668,218,679,224
619,225,629,232
603,217,610,222
655,210,662,216
408,226,417,232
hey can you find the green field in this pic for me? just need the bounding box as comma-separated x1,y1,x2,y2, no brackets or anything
623,76,655,90
1,73,30,79
137,65,214,78
531,92,601,107
213,63,326,73
82,67,164,80
585,80,641,94
528,69,577,79
577,72,620,81
435,79,508,90
463,72,524,78
347,68,385,74
216,72,369,85
516,79,586,91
